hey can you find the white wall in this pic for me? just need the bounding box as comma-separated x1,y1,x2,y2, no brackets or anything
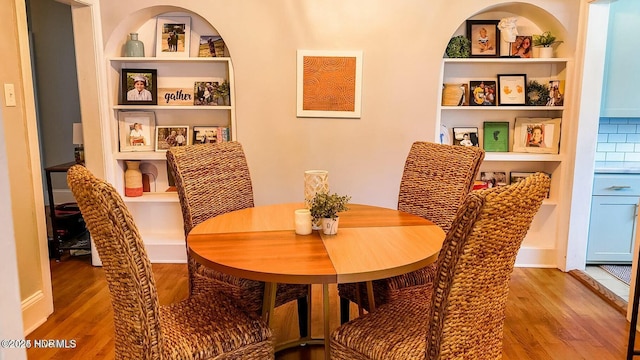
97,0,581,209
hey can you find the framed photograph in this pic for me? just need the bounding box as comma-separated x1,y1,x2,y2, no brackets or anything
480,171,507,188
192,126,230,144
467,20,500,57
498,74,527,105
453,127,479,147
193,81,219,106
441,83,466,106
510,171,534,185
469,80,497,106
156,16,191,57
118,111,155,152
120,69,157,105
155,126,189,152
513,117,561,154
297,50,363,118
548,80,565,106
198,35,225,57
511,36,533,58
483,121,509,152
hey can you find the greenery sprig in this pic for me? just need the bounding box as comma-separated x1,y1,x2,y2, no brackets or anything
532,31,563,47
526,80,550,106
309,192,351,220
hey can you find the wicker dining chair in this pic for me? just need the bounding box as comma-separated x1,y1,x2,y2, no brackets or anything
338,141,484,321
67,165,274,360
331,172,551,360
166,142,310,335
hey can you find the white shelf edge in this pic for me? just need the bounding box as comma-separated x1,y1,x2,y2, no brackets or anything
108,56,231,63
484,153,562,162
114,152,167,160
113,105,232,110
443,58,569,64
440,106,564,111
122,192,178,203
541,199,557,206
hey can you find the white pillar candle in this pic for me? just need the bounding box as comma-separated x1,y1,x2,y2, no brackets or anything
294,209,312,235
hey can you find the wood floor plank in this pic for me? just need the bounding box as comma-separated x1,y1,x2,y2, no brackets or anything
26,256,632,359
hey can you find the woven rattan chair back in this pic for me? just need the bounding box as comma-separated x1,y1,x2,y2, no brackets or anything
398,141,484,234
166,142,254,237
427,172,551,359
67,165,163,359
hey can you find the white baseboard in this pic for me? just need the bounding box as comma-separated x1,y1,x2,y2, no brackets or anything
515,246,557,268
21,290,52,335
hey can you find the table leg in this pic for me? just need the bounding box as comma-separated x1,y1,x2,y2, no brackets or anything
355,282,364,316
366,281,376,312
262,282,277,327
323,283,330,360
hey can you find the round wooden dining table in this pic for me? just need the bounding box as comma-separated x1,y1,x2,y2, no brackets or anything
187,203,445,359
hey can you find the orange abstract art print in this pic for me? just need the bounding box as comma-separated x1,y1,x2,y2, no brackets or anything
297,50,362,118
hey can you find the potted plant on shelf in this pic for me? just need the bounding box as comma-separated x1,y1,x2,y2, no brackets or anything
532,31,563,58
309,192,351,235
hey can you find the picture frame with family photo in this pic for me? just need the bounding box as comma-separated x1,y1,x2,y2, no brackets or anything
512,117,561,154
453,127,479,147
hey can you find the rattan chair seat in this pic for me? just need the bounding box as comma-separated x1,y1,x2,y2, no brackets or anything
338,141,484,314
167,142,309,323
67,165,273,359
331,172,551,360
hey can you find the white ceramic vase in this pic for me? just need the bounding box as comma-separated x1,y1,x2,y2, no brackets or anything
322,217,339,235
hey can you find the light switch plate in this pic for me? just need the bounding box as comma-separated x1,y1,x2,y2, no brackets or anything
4,83,16,107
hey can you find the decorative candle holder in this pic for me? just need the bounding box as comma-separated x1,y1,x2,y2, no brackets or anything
304,170,329,230
304,170,329,207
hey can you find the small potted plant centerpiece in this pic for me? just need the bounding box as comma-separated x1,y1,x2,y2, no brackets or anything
309,192,351,235
532,31,562,58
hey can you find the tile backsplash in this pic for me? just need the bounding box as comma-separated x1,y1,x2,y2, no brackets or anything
597,117,640,162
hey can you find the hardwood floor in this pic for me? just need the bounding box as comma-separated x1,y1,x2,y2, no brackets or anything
27,255,635,359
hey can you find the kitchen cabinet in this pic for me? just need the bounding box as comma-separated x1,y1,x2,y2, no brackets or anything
587,173,640,263
600,0,640,117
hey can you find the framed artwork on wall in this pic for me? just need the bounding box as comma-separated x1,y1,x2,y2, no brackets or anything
467,20,500,57
498,74,527,105
120,69,157,105
156,16,191,57
118,111,156,152
296,50,363,118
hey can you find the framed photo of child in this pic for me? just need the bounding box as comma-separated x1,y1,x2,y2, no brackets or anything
467,20,500,57
513,117,561,154
120,69,157,105
118,111,156,152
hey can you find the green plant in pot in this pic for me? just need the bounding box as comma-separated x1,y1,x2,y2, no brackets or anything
309,192,351,235
532,31,562,58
